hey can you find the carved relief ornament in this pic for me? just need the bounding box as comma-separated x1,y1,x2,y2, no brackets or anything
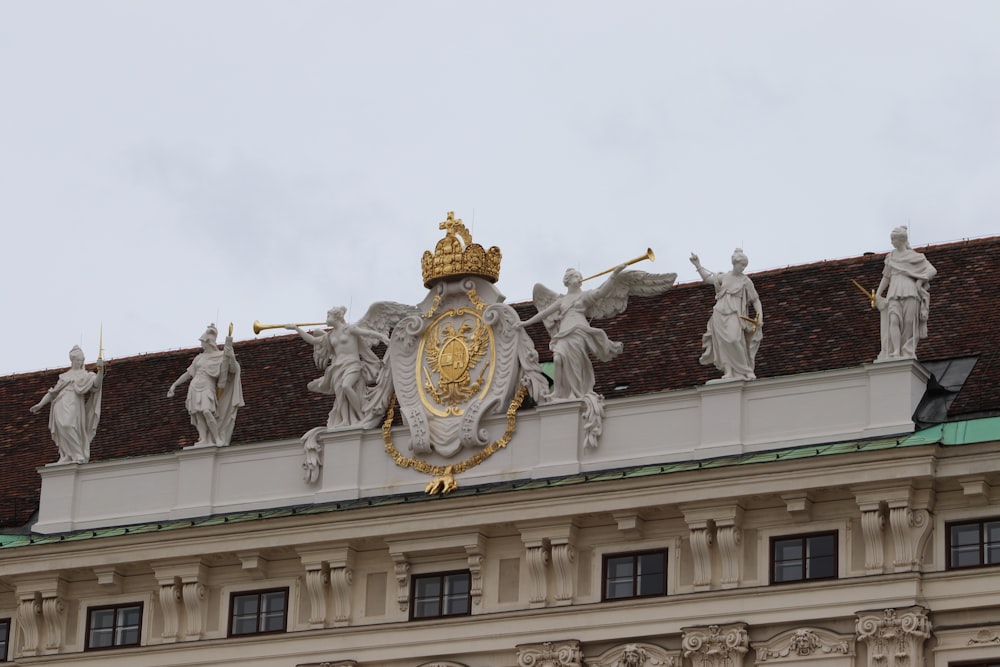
683,624,750,667
755,628,853,662
517,639,584,667
587,641,681,667
856,607,931,667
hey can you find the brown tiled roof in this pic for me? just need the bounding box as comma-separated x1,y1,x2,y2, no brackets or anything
1,236,997,527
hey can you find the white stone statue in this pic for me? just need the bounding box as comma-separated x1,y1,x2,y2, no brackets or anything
288,302,416,429
519,264,676,447
167,323,244,446
690,248,764,382
522,265,676,399
875,226,936,361
30,345,104,464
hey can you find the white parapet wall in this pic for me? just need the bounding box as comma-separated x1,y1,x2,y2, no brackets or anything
33,359,929,534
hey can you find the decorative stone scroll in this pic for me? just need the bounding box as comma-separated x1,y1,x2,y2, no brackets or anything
517,639,583,667
755,628,853,662
855,607,931,667
587,641,681,667
683,624,750,667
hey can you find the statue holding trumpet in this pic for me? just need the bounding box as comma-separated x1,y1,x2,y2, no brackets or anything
690,248,764,382
284,302,417,429
518,249,676,428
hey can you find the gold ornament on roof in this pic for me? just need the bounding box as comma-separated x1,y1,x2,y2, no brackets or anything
421,211,502,287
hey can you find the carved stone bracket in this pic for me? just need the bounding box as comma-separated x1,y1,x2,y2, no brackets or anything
683,505,742,590
521,523,576,607
888,504,932,572
182,581,208,640
157,577,183,640
855,487,933,574
391,553,410,613
856,607,932,667
523,537,551,607
517,639,583,667
16,592,42,656
856,498,886,574
15,579,67,656
688,521,715,589
587,641,681,667
465,538,486,607
754,627,854,663
552,542,576,605
41,595,67,652
304,565,331,629
152,561,208,641
682,623,750,667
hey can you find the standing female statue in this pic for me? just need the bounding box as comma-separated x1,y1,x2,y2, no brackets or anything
874,226,936,361
167,323,244,446
690,248,764,382
30,345,104,464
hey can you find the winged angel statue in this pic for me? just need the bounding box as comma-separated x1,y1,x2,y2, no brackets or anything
519,263,676,447
287,302,416,429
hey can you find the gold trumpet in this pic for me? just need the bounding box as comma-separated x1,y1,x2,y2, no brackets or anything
581,248,655,282
253,320,326,335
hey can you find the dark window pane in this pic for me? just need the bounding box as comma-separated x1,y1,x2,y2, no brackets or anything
952,523,980,547
90,609,115,630
415,577,441,599
414,598,440,618
230,590,287,636
775,540,803,562
808,534,836,558
233,595,260,617
603,551,667,601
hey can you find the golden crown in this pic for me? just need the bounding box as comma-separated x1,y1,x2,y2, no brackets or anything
421,212,502,287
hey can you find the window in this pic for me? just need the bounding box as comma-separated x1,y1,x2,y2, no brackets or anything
771,532,837,583
947,518,1000,569
0,618,9,662
603,550,667,600
85,603,142,650
229,588,289,637
411,571,471,619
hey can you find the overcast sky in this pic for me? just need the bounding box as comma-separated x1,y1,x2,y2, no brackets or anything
2,1,998,376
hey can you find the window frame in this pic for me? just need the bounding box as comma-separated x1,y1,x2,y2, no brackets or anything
601,548,668,602
409,570,473,620
227,587,290,638
946,517,1000,570
769,531,838,584
0,617,9,662
83,602,143,651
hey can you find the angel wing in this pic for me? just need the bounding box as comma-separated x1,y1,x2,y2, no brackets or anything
531,282,563,338
356,301,419,347
586,270,677,321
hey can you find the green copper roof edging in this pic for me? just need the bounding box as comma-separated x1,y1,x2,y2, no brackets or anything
3,417,997,550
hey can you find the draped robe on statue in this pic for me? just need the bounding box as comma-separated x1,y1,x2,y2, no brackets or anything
47,368,102,463
185,349,244,446
877,248,936,360
699,271,762,381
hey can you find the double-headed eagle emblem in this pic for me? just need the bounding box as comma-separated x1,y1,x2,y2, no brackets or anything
420,312,492,414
